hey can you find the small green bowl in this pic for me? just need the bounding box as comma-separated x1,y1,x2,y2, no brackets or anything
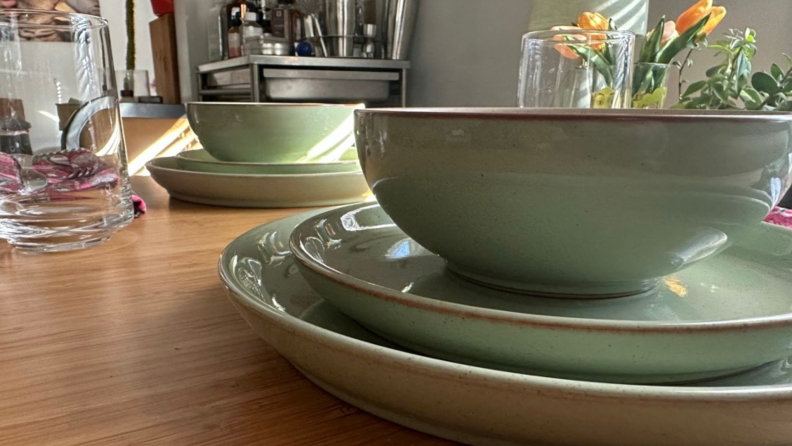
187,102,363,163
175,149,360,175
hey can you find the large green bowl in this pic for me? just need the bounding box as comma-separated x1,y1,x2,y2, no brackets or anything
355,108,792,298
187,102,363,163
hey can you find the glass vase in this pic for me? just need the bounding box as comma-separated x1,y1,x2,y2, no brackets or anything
631,62,670,109
518,29,635,109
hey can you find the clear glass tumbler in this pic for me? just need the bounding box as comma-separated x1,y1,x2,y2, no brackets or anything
518,29,635,109
116,69,151,99
0,10,133,252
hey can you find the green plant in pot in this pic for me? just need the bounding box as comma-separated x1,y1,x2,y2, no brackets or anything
676,28,792,111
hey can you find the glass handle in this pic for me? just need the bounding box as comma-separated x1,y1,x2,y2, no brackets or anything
60,95,117,152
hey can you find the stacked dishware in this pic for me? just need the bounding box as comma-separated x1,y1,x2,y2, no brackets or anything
219,107,792,445
147,102,370,207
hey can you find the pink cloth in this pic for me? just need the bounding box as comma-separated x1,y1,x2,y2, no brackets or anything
133,195,146,218
765,207,792,228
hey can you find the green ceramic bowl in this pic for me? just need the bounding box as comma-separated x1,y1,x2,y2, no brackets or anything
187,102,363,163
355,108,792,297
175,149,360,175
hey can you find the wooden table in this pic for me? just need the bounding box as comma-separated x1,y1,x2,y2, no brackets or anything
0,177,455,446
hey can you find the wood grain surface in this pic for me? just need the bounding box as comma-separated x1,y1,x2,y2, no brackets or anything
0,177,456,446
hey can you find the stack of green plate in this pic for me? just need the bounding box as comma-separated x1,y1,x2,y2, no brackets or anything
147,102,371,208
146,150,369,208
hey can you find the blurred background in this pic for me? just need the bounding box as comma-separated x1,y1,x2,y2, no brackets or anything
127,0,792,107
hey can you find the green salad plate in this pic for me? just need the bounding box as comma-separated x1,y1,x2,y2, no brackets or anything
291,203,792,384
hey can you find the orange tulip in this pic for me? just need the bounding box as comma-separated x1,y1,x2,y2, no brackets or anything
647,20,679,48
551,26,586,59
702,6,726,35
676,0,727,36
578,12,609,31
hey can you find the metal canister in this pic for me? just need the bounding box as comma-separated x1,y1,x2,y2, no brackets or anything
381,0,418,60
324,0,356,57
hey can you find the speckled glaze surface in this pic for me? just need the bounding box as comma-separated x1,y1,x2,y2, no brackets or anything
355,108,792,297
187,102,362,163
175,149,360,175
147,157,370,208
291,203,792,384
220,209,792,446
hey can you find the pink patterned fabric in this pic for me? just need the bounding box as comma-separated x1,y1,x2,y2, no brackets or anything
133,195,146,218
765,207,792,228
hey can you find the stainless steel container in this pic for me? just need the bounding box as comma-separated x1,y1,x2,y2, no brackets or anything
381,0,418,60
324,0,356,57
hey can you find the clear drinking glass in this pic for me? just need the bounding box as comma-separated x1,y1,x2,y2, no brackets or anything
0,10,133,252
116,69,151,99
518,29,635,109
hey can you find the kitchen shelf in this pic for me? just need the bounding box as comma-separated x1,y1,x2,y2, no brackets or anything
196,56,410,106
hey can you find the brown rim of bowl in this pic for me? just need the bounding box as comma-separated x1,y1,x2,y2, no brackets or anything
354,108,792,123
186,102,364,108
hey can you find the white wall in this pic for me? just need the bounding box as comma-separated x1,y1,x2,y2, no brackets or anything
99,0,156,91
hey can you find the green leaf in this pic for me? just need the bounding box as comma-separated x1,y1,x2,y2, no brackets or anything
656,14,711,64
712,83,729,103
738,74,750,93
782,77,792,92
752,72,780,94
784,53,792,70
640,18,666,63
741,88,764,103
771,64,785,81
706,65,722,77
683,80,707,98
740,88,765,110
567,43,614,86
734,54,752,94
710,45,735,57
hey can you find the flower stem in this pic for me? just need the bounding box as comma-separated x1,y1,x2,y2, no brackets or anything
677,49,694,100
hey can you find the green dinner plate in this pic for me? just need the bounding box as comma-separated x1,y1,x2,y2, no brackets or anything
219,208,792,446
175,149,360,175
